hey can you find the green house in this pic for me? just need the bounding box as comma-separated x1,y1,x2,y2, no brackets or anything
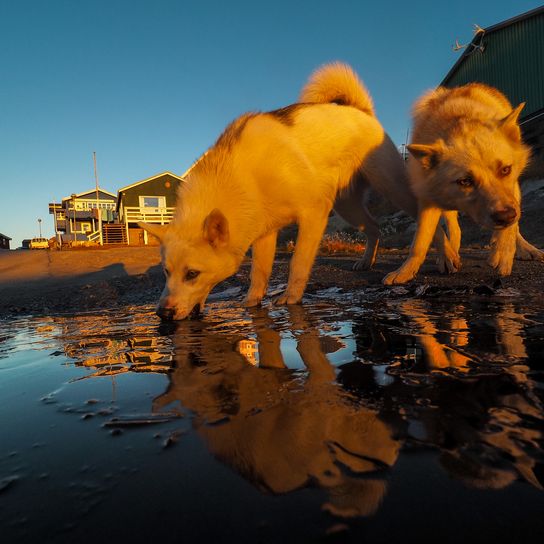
116,172,184,245
441,6,544,178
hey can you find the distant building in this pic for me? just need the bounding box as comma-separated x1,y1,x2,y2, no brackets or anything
0,233,11,250
48,188,117,246
441,6,544,178
46,162,198,247
116,172,184,245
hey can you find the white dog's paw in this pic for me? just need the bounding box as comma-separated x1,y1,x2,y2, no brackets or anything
383,267,416,285
274,291,303,305
488,253,514,276
243,294,263,308
516,243,544,262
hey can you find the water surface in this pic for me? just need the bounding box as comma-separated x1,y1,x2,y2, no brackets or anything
1,291,543,543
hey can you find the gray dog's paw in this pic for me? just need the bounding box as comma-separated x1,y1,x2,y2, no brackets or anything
274,292,303,305
436,254,461,274
516,244,544,262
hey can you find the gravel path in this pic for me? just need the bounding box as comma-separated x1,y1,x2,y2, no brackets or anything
0,247,542,317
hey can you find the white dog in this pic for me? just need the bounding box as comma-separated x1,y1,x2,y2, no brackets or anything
141,63,453,320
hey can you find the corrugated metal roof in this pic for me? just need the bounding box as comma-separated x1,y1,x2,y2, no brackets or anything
441,6,544,118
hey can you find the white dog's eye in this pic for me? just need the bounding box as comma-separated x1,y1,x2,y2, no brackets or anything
500,165,512,177
456,176,474,188
185,269,201,281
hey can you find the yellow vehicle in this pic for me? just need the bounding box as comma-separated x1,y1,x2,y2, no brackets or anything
29,237,49,249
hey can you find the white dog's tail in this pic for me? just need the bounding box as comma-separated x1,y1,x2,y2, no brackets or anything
299,62,374,116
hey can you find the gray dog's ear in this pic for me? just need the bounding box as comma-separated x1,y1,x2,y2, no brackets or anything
203,209,229,248
138,222,168,242
498,103,525,142
407,140,446,169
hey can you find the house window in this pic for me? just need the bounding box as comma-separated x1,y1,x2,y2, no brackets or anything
81,222,92,233
139,196,166,208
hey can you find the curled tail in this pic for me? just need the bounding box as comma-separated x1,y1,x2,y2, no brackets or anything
299,62,375,116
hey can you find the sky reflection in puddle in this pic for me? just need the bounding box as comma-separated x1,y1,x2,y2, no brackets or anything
1,293,543,542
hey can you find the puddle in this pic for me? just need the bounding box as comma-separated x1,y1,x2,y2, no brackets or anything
1,291,544,542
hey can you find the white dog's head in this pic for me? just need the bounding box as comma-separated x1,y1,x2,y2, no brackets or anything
408,103,529,230
140,209,240,320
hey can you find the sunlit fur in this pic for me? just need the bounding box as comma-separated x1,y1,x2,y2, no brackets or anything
384,83,541,285
142,62,416,319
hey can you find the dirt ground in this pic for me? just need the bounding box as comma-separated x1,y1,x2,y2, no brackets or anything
0,245,543,317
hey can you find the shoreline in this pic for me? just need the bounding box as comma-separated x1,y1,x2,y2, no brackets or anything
1,247,543,317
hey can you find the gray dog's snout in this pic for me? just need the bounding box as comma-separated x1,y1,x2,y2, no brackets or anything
157,306,175,321
491,207,517,226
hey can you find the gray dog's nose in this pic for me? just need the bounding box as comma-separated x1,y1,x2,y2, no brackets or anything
491,207,517,226
157,306,175,321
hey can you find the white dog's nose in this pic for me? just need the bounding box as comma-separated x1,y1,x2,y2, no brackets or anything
157,306,175,321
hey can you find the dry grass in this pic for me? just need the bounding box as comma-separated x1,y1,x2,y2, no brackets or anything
286,232,365,255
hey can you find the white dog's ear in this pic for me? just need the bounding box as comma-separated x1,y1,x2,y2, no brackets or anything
138,222,168,242
407,141,445,170
498,102,525,142
203,209,229,248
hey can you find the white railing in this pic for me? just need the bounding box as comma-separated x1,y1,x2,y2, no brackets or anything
124,206,175,224
87,230,102,243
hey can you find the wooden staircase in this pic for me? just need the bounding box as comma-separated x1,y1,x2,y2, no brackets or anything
103,223,127,245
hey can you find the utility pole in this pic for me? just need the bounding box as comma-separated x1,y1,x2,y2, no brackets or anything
403,127,410,161
93,151,103,245
71,193,77,244
38,218,42,238
94,151,99,203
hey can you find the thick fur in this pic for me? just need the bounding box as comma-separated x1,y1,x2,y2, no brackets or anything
141,63,428,319
384,83,543,285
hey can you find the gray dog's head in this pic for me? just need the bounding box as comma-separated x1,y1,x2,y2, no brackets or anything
408,103,529,230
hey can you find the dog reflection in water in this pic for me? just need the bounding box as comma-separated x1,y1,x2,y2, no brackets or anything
153,306,400,518
394,299,542,490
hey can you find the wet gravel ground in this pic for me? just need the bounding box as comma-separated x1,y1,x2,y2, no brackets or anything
0,249,542,317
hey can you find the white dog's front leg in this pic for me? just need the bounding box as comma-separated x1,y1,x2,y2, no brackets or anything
276,212,329,305
383,205,442,285
244,231,278,307
488,222,518,276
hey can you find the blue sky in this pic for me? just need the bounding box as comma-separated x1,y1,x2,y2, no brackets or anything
1,0,541,247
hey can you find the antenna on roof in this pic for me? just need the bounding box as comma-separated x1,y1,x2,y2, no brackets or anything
452,39,467,52
452,23,486,54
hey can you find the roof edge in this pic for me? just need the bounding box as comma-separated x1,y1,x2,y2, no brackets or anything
61,187,117,201
116,171,185,194
441,6,544,86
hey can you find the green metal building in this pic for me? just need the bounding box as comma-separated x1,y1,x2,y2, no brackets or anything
441,6,544,178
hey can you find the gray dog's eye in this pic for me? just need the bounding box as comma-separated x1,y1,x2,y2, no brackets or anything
456,176,474,187
185,269,201,281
